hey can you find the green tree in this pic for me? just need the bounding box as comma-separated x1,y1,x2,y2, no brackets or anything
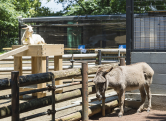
55,0,126,15
0,0,55,51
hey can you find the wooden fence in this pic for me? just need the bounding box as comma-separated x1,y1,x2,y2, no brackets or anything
0,63,118,121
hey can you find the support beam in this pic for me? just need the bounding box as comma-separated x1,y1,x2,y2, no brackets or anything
31,56,47,98
54,55,63,85
14,56,22,76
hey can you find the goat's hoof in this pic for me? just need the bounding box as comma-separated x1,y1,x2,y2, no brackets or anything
147,109,150,112
137,110,141,113
118,113,123,117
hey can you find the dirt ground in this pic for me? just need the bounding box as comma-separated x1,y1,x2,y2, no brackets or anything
1,88,166,121
90,108,166,121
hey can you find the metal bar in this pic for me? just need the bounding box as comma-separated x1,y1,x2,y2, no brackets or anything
74,60,96,63
81,62,89,121
126,0,132,65
56,80,93,88
71,54,74,68
56,103,80,112
0,80,93,100
120,58,125,66
98,50,101,65
102,56,126,58
0,88,48,100
18,22,21,45
46,56,49,72
11,71,19,121
19,112,47,121
20,88,48,95
118,50,120,62
52,78,55,121
131,0,134,51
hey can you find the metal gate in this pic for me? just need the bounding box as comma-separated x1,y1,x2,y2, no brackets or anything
126,0,166,64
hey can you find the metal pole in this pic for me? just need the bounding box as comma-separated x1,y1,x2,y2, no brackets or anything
81,62,89,121
120,58,125,66
118,50,120,63
46,56,49,72
18,21,21,45
52,78,55,121
98,50,101,65
71,54,74,68
11,71,19,121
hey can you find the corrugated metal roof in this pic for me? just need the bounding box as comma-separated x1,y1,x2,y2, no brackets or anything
20,14,126,23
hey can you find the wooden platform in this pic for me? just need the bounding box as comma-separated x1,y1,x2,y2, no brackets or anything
12,44,64,98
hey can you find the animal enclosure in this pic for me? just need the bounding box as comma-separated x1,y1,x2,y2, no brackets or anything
18,15,126,51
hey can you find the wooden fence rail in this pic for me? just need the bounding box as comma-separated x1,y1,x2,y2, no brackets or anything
0,49,126,73
0,63,118,120
0,64,117,91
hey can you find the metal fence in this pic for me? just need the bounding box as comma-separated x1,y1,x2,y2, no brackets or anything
126,0,166,64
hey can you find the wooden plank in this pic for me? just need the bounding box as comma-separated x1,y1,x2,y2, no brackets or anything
12,44,64,56
54,55,63,93
42,44,64,56
14,56,22,76
0,46,28,60
12,45,42,56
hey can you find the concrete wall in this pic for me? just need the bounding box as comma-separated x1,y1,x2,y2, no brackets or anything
129,52,166,110
131,52,166,95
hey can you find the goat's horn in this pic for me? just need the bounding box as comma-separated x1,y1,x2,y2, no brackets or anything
23,24,29,27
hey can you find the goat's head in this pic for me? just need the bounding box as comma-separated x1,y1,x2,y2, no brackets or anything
93,67,113,100
22,24,33,34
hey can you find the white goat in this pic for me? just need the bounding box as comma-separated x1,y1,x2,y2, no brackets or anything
21,24,46,45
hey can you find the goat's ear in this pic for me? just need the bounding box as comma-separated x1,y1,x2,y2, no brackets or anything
102,67,113,77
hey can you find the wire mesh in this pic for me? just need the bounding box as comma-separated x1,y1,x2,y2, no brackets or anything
133,0,166,50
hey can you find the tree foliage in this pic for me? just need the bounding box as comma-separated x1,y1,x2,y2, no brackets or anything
55,0,126,15
0,0,56,51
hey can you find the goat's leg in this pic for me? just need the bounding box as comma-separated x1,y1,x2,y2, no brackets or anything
118,90,125,117
117,92,121,107
144,84,152,112
137,86,146,113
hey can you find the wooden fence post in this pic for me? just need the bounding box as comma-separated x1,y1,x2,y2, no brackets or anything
11,71,19,121
82,62,89,121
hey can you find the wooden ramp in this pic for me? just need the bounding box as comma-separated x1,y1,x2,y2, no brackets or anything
0,46,29,60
